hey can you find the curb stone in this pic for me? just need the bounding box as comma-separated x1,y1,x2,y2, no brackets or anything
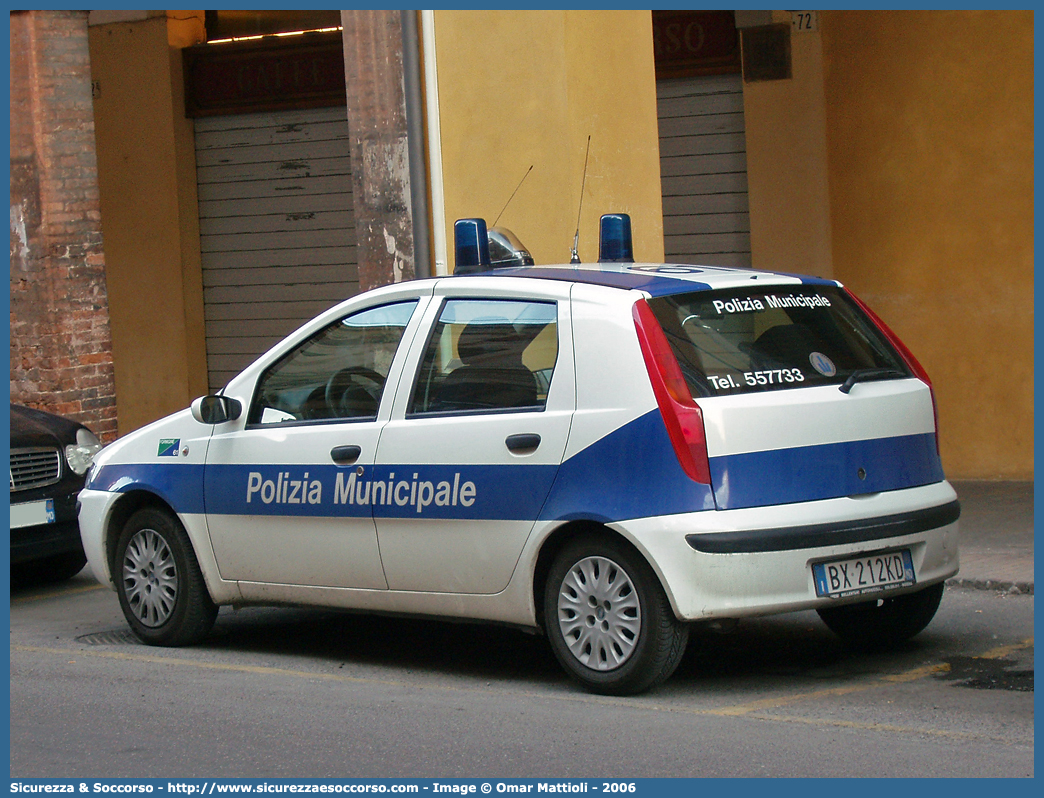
945,577,1034,596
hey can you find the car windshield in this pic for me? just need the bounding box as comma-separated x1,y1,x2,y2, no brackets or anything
646,285,910,398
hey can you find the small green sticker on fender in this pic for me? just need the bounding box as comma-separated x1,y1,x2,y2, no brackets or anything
158,438,180,457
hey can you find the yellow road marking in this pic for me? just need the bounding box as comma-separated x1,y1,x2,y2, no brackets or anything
10,640,1032,746
9,582,107,605
703,640,1031,718
11,644,408,688
976,638,1034,660
743,711,1028,744
709,662,952,716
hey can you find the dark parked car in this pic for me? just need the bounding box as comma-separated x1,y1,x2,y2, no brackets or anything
10,404,102,582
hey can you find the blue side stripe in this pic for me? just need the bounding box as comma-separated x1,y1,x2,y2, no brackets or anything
205,463,558,520
710,433,944,510
88,413,715,524
89,463,207,514
91,462,558,521
89,425,944,523
539,409,717,522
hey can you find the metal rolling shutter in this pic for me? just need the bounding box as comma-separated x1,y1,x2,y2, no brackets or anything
658,73,751,267
195,106,357,392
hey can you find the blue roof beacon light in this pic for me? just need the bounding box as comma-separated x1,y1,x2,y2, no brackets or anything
454,218,491,274
598,213,634,263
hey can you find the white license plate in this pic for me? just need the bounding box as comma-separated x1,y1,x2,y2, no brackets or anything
10,499,56,530
812,549,915,598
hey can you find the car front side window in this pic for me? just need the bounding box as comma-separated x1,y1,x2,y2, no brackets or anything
249,300,419,426
408,299,558,416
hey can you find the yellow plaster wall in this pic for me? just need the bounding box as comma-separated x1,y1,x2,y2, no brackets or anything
743,23,834,278
168,13,209,410
88,12,208,435
432,10,664,269
820,11,1033,479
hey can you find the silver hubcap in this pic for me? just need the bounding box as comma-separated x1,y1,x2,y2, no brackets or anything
122,528,178,628
557,555,641,671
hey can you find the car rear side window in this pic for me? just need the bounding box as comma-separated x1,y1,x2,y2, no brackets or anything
646,286,909,397
408,299,558,415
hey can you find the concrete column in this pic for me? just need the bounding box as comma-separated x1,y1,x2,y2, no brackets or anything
340,9,416,290
87,11,208,434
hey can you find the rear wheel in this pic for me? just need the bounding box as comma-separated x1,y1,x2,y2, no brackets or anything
115,507,217,646
544,535,688,695
817,582,945,651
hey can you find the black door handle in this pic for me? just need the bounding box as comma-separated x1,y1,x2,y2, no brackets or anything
506,433,541,453
330,445,362,465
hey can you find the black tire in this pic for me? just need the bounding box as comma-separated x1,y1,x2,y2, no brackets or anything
11,550,86,588
114,507,217,646
817,582,945,651
544,535,689,695
46,550,88,582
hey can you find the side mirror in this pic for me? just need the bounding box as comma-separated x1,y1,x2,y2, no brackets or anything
191,395,242,425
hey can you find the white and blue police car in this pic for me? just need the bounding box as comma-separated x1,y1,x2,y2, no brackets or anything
78,215,959,695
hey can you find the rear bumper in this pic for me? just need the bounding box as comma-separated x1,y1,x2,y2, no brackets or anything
684,499,960,553
620,480,960,621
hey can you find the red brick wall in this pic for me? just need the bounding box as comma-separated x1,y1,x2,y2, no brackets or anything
9,10,118,441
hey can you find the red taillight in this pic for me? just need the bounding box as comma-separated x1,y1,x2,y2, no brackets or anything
632,299,712,484
844,287,941,453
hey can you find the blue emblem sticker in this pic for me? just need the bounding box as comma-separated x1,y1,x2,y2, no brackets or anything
809,351,836,377
157,438,181,457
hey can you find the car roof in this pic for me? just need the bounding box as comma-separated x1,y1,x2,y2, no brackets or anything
478,262,840,297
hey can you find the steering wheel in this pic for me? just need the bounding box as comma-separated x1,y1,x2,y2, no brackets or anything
324,367,386,418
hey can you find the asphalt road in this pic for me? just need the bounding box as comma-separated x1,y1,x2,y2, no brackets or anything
9,569,1034,778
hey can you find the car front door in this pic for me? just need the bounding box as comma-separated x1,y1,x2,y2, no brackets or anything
202,292,430,589
373,281,575,594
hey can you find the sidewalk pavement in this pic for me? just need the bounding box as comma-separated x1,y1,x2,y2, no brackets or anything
948,480,1034,594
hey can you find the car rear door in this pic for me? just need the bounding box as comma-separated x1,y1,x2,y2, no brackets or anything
372,279,575,594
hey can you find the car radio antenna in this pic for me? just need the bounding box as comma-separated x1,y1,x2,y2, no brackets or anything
570,135,591,264
492,164,533,228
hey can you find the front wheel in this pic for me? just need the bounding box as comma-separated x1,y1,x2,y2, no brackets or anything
115,507,217,646
544,535,688,695
817,582,945,651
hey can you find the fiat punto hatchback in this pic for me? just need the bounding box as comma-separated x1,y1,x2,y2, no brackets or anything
79,217,960,695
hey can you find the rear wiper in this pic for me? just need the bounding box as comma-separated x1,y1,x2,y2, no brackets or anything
839,368,906,394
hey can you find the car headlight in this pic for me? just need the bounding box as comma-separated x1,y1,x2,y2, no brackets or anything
66,428,103,476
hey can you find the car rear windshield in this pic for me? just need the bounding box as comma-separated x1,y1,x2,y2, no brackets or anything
646,286,911,398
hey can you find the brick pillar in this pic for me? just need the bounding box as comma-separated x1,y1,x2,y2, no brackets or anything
9,10,118,440
341,10,416,291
